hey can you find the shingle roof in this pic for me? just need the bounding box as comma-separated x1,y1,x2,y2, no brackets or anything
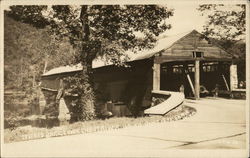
42,30,194,77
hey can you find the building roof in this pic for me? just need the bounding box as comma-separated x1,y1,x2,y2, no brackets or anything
42,64,83,77
43,30,233,77
130,30,193,60
42,30,193,77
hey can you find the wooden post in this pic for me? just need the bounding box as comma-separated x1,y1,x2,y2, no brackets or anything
230,64,238,90
153,63,160,91
194,60,200,99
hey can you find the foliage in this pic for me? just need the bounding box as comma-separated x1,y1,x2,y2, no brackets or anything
4,13,77,124
8,5,174,63
5,105,196,143
198,4,245,41
197,4,246,82
227,40,246,82
4,117,21,131
7,5,49,28
7,5,174,120
63,73,96,121
47,5,173,62
4,111,24,130
4,13,76,91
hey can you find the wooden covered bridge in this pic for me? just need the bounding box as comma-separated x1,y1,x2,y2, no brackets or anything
41,30,238,117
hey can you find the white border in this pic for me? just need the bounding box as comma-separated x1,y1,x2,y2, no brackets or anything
0,0,249,157
245,1,250,155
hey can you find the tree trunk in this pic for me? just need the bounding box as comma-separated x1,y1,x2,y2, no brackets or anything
75,5,95,121
77,60,95,120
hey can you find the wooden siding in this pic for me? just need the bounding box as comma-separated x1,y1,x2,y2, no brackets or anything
157,30,232,63
41,59,154,93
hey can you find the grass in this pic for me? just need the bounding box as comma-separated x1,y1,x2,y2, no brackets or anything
4,105,196,143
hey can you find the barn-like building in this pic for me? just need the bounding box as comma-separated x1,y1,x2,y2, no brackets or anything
41,30,238,118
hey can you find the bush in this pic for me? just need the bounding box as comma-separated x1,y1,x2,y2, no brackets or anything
4,105,197,143
4,111,22,130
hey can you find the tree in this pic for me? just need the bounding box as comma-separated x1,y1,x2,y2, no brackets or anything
8,5,49,28
197,4,246,82
198,4,245,41
4,13,75,91
7,5,174,120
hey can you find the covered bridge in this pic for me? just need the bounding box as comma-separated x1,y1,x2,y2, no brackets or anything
41,30,238,117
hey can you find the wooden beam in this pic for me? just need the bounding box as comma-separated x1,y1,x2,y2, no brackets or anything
154,56,194,64
187,73,195,96
154,56,232,64
194,60,200,99
222,74,230,91
153,63,160,91
183,63,195,96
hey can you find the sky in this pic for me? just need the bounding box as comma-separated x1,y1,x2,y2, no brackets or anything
163,3,207,36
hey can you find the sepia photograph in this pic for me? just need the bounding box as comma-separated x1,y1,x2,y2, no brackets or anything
0,0,249,157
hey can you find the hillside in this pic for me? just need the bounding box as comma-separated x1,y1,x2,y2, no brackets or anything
4,13,75,91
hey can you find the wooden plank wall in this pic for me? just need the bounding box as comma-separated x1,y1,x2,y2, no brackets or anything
160,30,232,61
